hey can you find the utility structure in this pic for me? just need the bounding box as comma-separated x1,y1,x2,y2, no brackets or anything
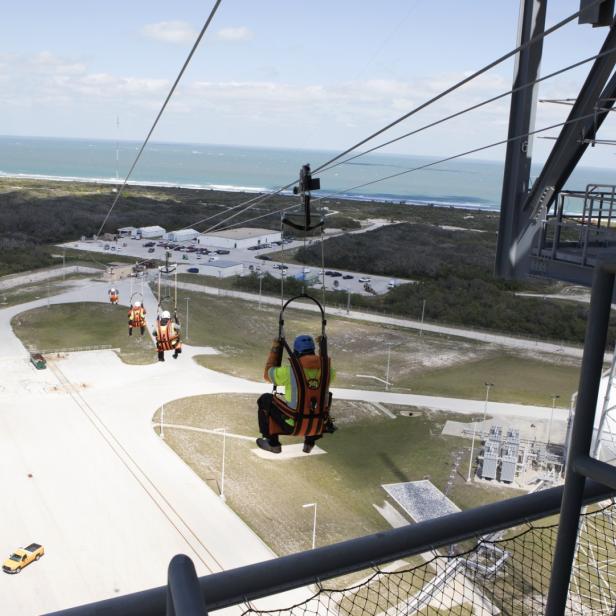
496,0,616,286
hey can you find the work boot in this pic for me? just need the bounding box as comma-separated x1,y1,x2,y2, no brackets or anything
128,328,132,336
303,441,315,454
256,438,281,454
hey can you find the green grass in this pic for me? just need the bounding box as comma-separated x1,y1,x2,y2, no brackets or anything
173,290,579,406
0,275,91,308
153,394,521,556
12,302,155,364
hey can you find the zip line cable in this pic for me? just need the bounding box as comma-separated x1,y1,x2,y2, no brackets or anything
311,0,606,175
179,40,612,239
212,108,602,233
313,111,600,202
317,47,616,175
96,0,224,237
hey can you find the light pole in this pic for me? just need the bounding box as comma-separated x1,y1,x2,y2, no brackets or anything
258,273,263,310
214,427,227,501
385,345,392,391
547,394,560,446
467,383,494,482
346,288,351,315
419,299,426,336
303,503,317,549
185,297,190,341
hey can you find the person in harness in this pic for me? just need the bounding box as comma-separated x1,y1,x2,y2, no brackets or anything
128,301,147,336
153,310,181,361
256,334,335,454
108,288,119,304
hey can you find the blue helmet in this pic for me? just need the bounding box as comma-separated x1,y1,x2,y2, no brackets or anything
293,334,315,355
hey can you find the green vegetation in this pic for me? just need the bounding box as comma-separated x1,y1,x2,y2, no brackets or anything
172,289,578,406
153,394,521,556
291,222,612,345
11,302,155,364
0,274,92,308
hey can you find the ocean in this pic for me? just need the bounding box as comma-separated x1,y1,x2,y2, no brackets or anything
0,134,614,211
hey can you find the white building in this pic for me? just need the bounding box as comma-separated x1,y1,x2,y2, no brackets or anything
199,227,281,250
165,229,199,243
135,225,166,239
117,226,136,237
185,260,243,278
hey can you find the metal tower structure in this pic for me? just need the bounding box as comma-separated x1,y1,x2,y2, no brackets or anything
496,0,616,286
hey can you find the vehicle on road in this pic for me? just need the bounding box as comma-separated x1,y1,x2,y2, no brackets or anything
143,242,155,247
187,267,199,274
388,279,399,289
358,277,371,283
104,244,110,250
30,353,46,370
148,248,155,253
3,544,44,574
208,256,219,262
182,254,189,260
216,249,230,255
343,274,354,280
330,271,342,277
272,264,289,270
110,246,116,251
256,255,271,260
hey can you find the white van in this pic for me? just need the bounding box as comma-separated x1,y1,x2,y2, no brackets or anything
387,279,398,289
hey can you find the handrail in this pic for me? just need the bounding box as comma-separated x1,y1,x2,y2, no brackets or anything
46,480,615,616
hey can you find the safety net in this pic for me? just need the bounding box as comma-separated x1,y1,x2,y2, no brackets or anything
237,500,616,616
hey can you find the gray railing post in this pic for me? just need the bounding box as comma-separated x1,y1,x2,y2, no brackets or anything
545,264,615,615
167,554,207,616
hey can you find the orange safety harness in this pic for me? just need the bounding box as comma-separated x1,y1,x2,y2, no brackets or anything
156,319,180,351
270,294,332,437
128,307,146,327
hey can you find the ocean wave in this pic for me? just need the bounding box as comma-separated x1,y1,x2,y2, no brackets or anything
0,170,498,211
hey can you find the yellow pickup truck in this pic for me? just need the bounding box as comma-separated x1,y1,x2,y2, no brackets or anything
2,543,44,574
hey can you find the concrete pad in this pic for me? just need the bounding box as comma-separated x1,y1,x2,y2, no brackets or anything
251,443,327,460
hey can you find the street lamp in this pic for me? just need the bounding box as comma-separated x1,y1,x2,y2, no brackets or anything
385,345,392,391
214,427,227,501
303,503,317,549
184,297,190,341
419,299,426,336
547,394,560,446
467,382,494,482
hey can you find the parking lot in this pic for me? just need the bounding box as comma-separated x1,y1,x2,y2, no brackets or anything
61,235,411,296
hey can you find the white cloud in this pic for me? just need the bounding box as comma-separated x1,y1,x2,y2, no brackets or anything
216,26,253,42
141,21,197,44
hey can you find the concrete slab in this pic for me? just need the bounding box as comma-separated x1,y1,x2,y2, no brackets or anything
251,444,327,460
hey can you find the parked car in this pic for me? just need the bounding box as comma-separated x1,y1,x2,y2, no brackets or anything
247,246,259,251
148,248,155,253
182,254,188,260
104,244,110,250
343,274,354,280
256,255,271,261
3,544,44,574
358,277,371,283
388,279,399,289
208,256,219,262
110,246,116,251
216,249,230,255
330,271,342,277
143,242,155,247
187,267,199,274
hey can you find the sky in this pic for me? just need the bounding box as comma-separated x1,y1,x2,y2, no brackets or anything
1,1,616,168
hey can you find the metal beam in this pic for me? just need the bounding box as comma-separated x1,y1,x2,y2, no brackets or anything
48,481,616,616
579,0,615,27
495,0,547,279
504,20,616,278
545,265,615,615
574,455,616,489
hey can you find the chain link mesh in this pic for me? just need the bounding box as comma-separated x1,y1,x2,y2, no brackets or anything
237,500,616,616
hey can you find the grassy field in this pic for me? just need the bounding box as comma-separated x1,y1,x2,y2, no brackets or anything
0,275,91,308
152,394,521,556
171,290,579,406
11,302,155,364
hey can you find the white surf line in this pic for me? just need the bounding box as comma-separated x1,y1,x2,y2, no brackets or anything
155,422,255,442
